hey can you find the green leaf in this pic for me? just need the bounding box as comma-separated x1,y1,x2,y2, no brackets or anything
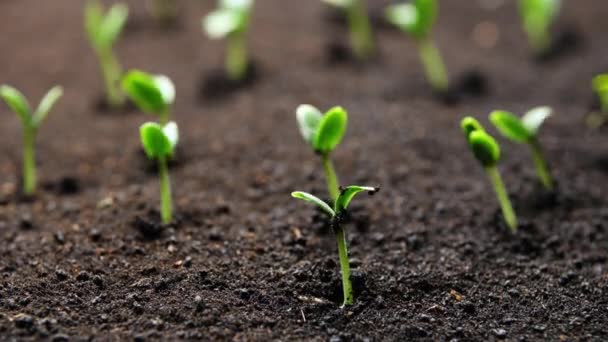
32,86,63,127
385,0,436,40
321,0,354,8
489,110,531,143
592,74,608,94
85,1,103,46
122,70,168,115
98,3,128,48
296,104,323,145
162,121,179,149
140,122,174,159
313,106,347,154
0,85,32,125
334,185,379,214
221,0,253,11
519,0,560,38
203,9,242,39
468,131,500,167
154,75,175,105
460,116,484,139
522,106,552,136
291,191,335,217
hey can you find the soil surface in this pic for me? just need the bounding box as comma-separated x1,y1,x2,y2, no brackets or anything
1,0,608,341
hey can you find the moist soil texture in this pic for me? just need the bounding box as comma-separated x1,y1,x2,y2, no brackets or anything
1,0,608,341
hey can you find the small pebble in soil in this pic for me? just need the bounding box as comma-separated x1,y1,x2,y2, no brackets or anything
56,176,80,195
19,215,34,230
92,275,104,288
55,268,69,281
76,271,90,282
53,232,65,245
51,334,70,342
89,228,102,242
493,328,507,339
13,313,34,329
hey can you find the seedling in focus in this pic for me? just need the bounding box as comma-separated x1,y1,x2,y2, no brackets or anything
292,185,379,306
518,0,561,55
203,0,253,81
296,104,348,201
122,70,175,125
140,121,179,224
0,85,63,196
85,1,129,109
322,0,375,60
461,117,518,232
490,107,554,190
385,0,449,93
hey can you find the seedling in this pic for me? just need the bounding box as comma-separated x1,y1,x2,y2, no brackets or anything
322,0,375,60
587,74,608,128
518,0,561,55
85,1,129,109
203,0,253,81
122,70,175,125
490,107,554,190
148,0,176,25
0,85,63,196
385,0,448,93
461,117,518,232
296,105,348,201
292,185,379,306
140,121,179,224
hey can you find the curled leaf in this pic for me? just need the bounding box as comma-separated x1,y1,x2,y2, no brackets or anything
291,191,335,217
0,85,32,125
468,131,500,168
122,70,168,115
460,116,484,139
140,122,174,159
334,185,379,214
313,106,348,154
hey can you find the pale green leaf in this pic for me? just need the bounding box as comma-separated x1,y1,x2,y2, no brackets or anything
0,85,32,125
291,191,335,217
522,106,552,136
296,104,323,145
33,86,63,127
313,106,348,154
334,185,379,214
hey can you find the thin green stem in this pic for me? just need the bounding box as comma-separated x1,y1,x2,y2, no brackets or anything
529,139,553,190
99,49,124,108
22,127,36,196
321,153,340,202
226,32,248,81
418,38,449,93
334,221,353,306
158,156,172,224
159,109,170,126
347,0,374,60
485,166,518,232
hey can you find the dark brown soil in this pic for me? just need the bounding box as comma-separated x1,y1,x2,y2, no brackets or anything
1,0,608,341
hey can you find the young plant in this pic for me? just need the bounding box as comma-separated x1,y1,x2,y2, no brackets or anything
140,121,179,224
148,0,176,26
296,105,348,202
122,70,175,125
292,185,379,306
385,0,448,93
322,0,375,60
461,117,518,232
592,74,608,114
0,85,63,196
203,0,253,81
518,0,561,55
490,107,554,190
85,1,129,109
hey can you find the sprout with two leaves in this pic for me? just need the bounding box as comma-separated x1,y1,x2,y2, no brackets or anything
292,186,379,306
385,0,448,93
85,1,129,109
587,74,608,128
122,70,175,125
296,105,348,202
203,0,253,81
322,0,375,60
518,0,561,56
490,107,554,190
0,85,63,196
140,122,179,224
461,117,518,232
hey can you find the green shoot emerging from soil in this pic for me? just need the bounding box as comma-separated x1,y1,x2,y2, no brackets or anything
385,0,448,93
296,105,348,202
292,185,379,306
203,0,253,81
148,0,176,26
592,74,608,113
461,117,518,232
490,107,554,190
518,0,561,55
122,70,175,125
322,0,375,60
85,1,129,109
140,121,179,224
0,85,63,196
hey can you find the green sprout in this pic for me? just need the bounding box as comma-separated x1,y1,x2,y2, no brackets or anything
149,0,176,26
322,0,375,60
385,0,448,93
518,0,561,55
0,85,63,196
122,70,175,125
587,74,608,128
296,105,348,202
140,121,179,224
203,0,253,81
490,107,554,190
85,1,129,109
461,117,518,232
292,185,379,306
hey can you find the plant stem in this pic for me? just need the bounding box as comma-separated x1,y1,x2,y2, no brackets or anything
347,0,374,60
99,50,124,109
226,32,248,81
485,166,517,232
333,221,353,306
418,38,449,93
22,127,36,196
529,139,553,190
160,109,170,126
321,153,340,202
158,156,172,224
